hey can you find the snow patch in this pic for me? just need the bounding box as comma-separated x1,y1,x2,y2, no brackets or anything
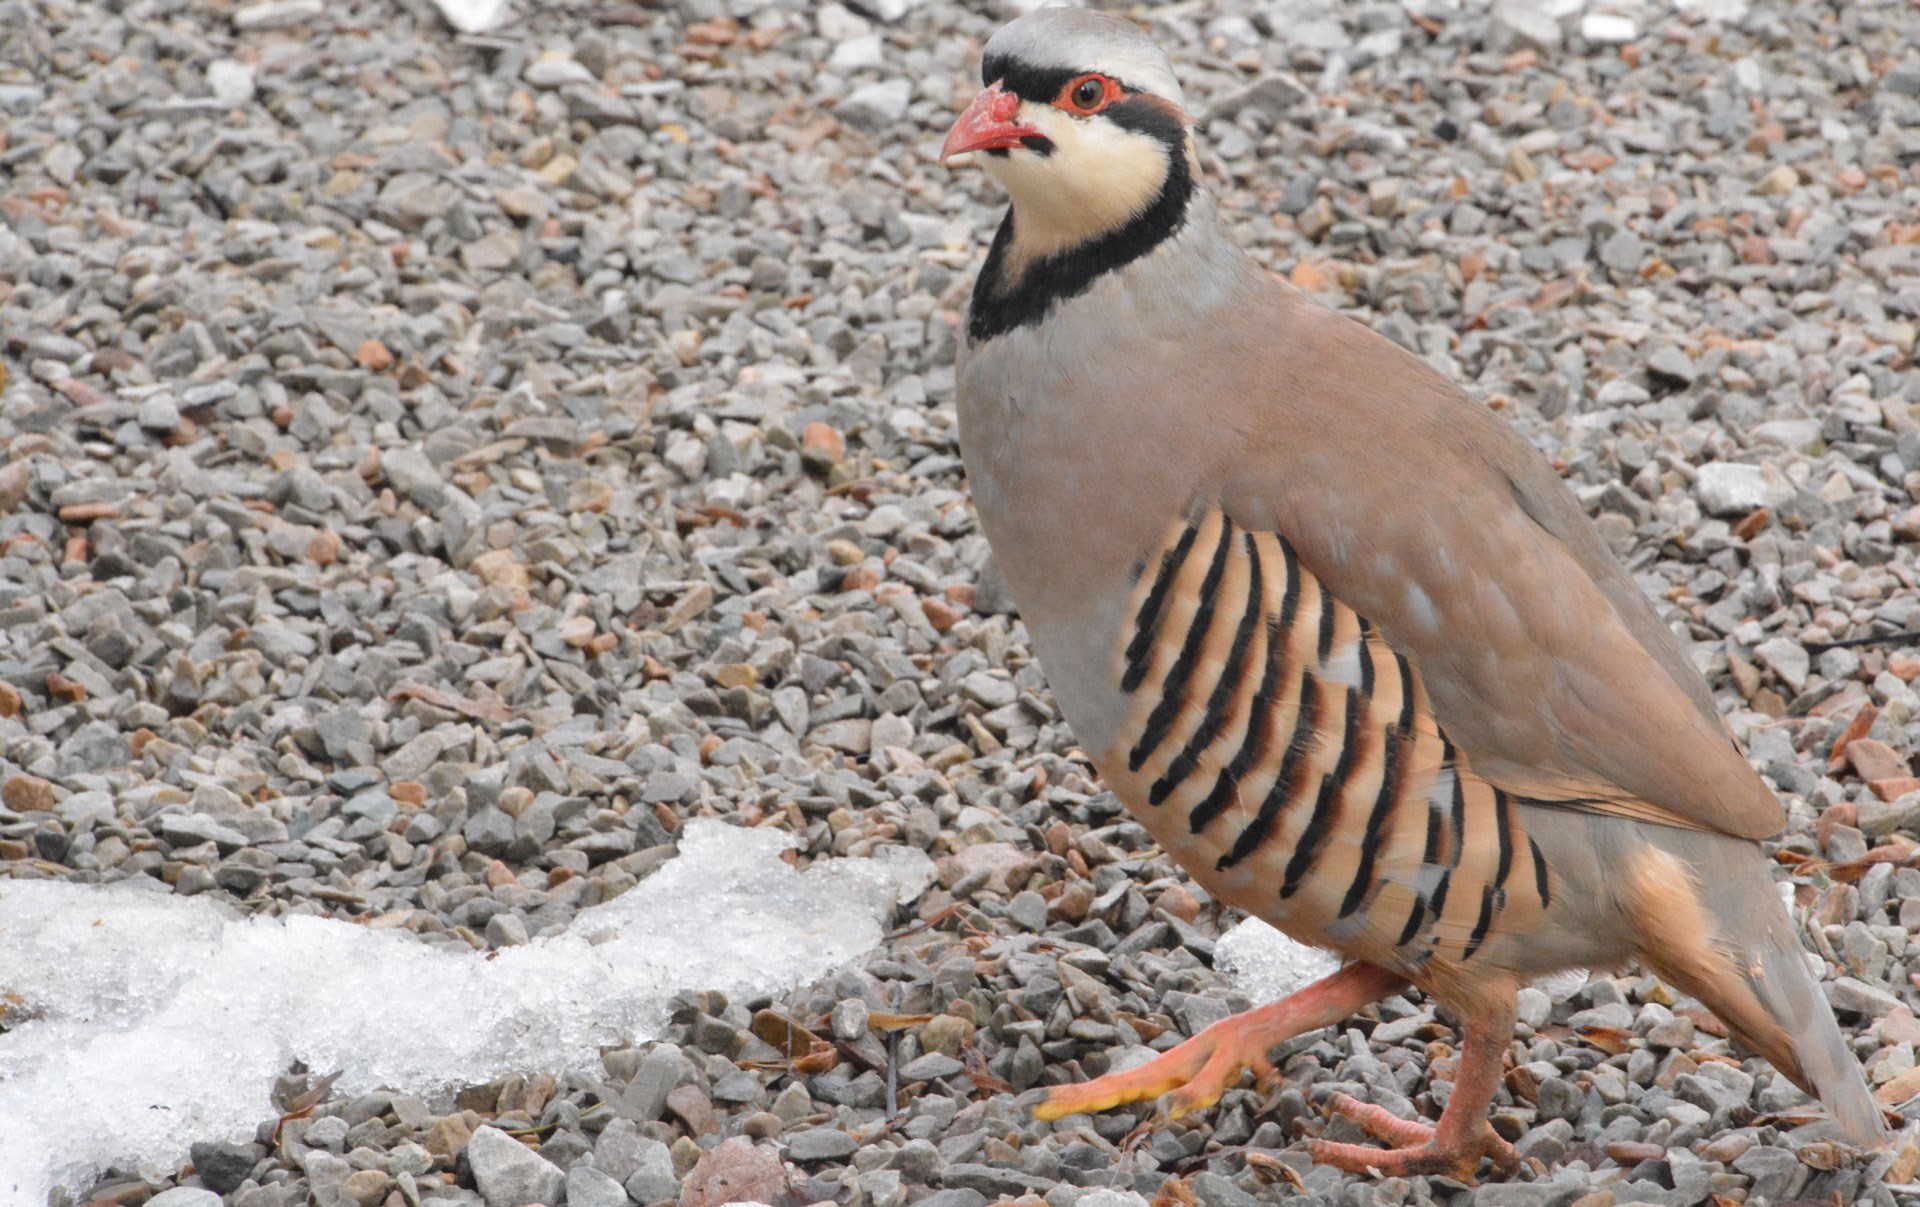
0,821,933,1206
1214,918,1343,1002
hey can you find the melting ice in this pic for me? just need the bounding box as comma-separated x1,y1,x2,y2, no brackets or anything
1214,918,1344,1002
0,820,933,1206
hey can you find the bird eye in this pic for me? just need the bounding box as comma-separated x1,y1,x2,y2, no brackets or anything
1062,75,1112,114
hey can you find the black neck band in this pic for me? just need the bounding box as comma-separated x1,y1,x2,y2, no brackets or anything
967,100,1194,345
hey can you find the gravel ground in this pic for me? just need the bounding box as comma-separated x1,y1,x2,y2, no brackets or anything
4,0,1920,1204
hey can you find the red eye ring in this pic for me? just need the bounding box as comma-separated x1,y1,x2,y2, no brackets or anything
1056,73,1121,115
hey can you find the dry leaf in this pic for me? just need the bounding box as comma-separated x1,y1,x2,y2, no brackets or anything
1151,1176,1196,1207
750,1009,821,1058
1243,1152,1305,1189
1574,1024,1636,1055
963,1046,1014,1095
271,1070,342,1143
1888,1134,1920,1183
1674,1007,1730,1039
1873,1065,1920,1107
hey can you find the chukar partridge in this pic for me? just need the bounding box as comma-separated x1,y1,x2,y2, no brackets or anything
939,6,1886,1181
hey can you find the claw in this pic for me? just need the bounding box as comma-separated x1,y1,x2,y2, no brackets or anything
1033,1015,1278,1122
1304,1091,1517,1184
1032,963,1408,1124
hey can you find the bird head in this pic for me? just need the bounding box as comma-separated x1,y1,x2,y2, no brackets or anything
941,8,1194,264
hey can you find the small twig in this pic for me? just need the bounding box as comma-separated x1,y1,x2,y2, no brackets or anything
1802,629,1920,654
885,1029,899,1118
269,1071,341,1145
885,984,900,1118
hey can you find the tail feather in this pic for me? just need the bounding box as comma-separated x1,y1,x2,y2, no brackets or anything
1625,840,1886,1149
1741,910,1885,1147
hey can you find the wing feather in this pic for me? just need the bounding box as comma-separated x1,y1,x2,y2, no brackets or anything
1222,291,1783,841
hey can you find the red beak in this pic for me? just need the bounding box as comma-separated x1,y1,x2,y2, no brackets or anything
940,82,1042,165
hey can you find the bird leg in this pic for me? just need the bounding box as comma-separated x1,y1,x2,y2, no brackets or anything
1305,982,1520,1183
1033,962,1408,1122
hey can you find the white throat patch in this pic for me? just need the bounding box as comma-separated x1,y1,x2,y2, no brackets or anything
984,104,1172,270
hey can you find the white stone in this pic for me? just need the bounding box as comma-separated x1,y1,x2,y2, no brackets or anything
433,0,508,34
1748,418,1822,451
1674,0,1751,21
1694,461,1788,517
1491,0,1578,48
815,3,870,41
524,53,594,89
1754,637,1810,695
206,60,256,106
829,34,885,73
1580,13,1637,44
232,0,322,30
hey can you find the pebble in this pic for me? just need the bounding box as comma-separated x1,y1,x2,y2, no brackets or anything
564,1164,628,1207
187,1140,259,1195
144,1191,221,1207
622,1137,680,1203
232,0,322,29
838,80,913,129
1694,463,1783,516
466,1125,566,1207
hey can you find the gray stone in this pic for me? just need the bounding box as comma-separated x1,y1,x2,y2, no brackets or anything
640,769,698,804
592,1118,648,1182
303,1115,349,1150
565,1164,628,1207
1535,1076,1583,1122
160,813,251,852
1829,976,1901,1018
785,1127,858,1162
1599,231,1646,271
1208,73,1309,122
625,1045,689,1120
622,1134,679,1203
1189,1172,1263,1207
1733,1144,1803,1204
898,1052,965,1081
837,80,911,129
1473,1184,1586,1207
189,1139,259,1194
525,55,595,89
138,395,181,431
467,1125,566,1207
61,722,129,772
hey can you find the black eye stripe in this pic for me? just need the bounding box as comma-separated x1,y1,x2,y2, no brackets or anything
981,53,1140,105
